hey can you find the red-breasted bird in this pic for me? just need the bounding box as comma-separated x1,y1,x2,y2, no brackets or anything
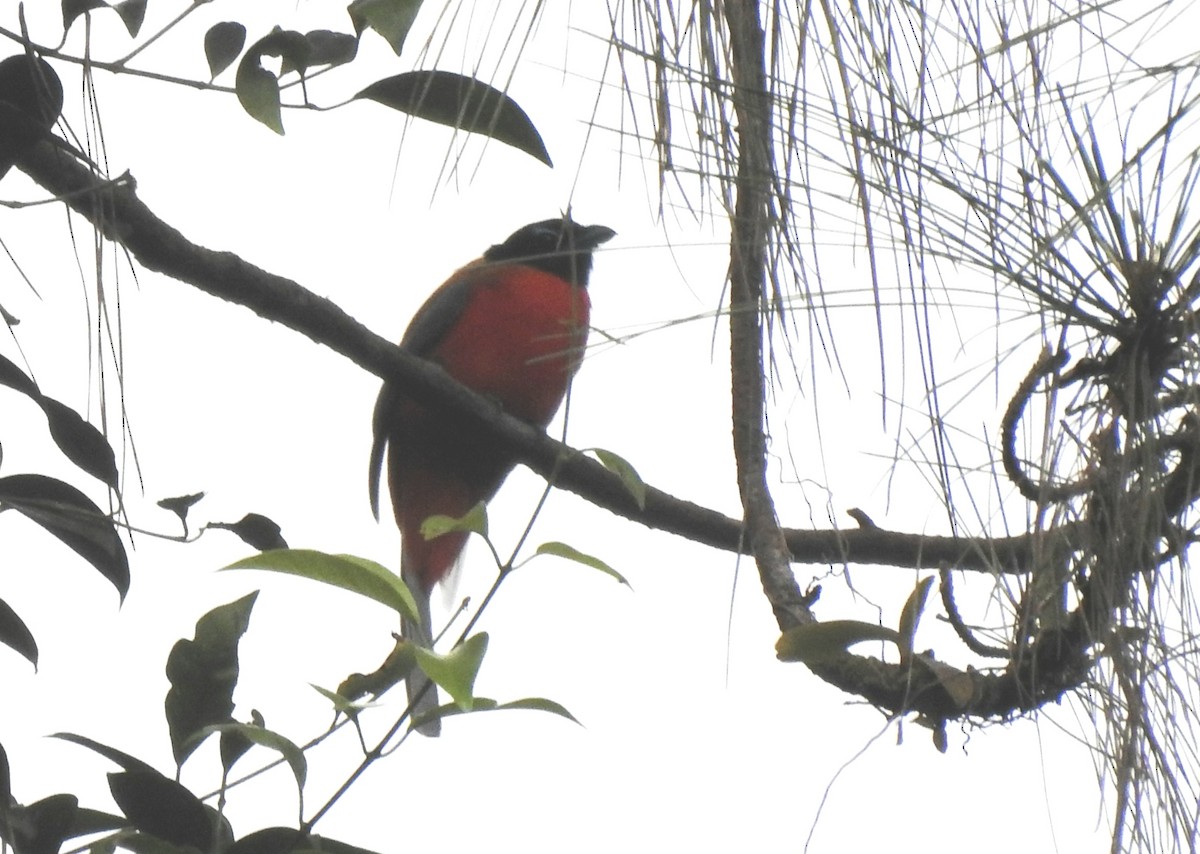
369,216,615,736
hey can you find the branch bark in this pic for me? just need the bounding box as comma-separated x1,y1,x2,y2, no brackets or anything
723,0,813,630
22,93,1148,732
13,138,1060,578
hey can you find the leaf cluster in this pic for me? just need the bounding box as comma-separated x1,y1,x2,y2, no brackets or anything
0,486,619,852
25,0,552,164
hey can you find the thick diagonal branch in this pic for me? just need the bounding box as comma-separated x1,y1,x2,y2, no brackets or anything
15,138,1056,575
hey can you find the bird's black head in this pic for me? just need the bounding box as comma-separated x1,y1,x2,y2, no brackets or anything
484,217,616,287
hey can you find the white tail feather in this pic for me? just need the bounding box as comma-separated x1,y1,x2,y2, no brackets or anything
401,561,442,737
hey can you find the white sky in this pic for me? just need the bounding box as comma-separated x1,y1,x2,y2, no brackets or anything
0,1,1159,851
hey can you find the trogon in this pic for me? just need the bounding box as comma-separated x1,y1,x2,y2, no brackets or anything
369,216,615,736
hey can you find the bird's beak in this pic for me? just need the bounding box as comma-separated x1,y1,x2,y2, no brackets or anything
576,224,617,250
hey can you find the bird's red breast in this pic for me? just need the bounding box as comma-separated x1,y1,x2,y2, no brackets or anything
370,218,615,593
426,260,591,425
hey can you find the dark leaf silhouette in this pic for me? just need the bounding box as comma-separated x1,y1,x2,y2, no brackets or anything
0,352,38,397
303,29,358,68
0,353,119,487
236,28,312,133
113,0,147,36
210,513,288,550
61,805,128,837
0,474,129,600
2,793,78,854
0,597,36,668
0,54,63,180
0,741,10,830
204,21,247,80
108,770,220,850
218,709,263,773
227,827,307,854
270,30,317,79
50,732,159,776
37,397,119,489
355,70,552,166
62,0,107,33
347,0,424,55
157,491,205,534
228,827,385,854
165,592,258,766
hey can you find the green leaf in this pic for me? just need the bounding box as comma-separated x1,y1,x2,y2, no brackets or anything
204,22,247,80
0,474,129,600
775,619,902,663
112,0,147,36
347,0,424,55
413,632,488,711
897,575,934,663
591,448,647,510
354,70,552,167
192,723,306,791
0,596,37,668
420,501,488,541
426,696,581,727
235,59,283,134
493,696,581,725
233,28,310,133
217,709,264,772
62,0,108,33
335,638,418,702
534,541,628,585
311,683,376,715
164,592,258,767
108,770,220,851
223,549,419,625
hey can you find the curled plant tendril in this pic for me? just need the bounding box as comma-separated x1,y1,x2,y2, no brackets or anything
1001,347,1082,503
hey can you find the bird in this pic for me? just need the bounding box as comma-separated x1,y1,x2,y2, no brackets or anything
369,216,615,736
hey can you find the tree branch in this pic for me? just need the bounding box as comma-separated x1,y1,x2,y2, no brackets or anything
723,0,812,630
14,138,1056,576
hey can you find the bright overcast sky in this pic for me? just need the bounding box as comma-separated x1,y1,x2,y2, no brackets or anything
2,1,1163,851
